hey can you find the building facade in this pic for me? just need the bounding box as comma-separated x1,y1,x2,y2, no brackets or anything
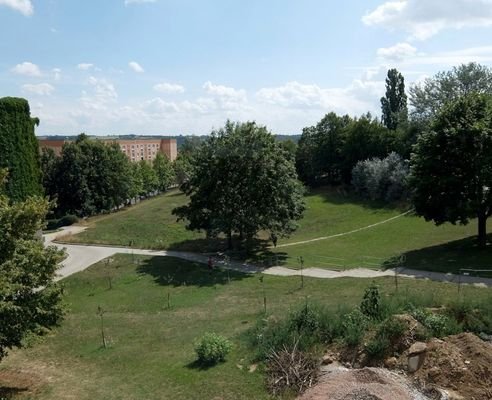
38,138,177,162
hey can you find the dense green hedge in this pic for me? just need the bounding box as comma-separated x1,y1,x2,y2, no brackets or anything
0,97,42,201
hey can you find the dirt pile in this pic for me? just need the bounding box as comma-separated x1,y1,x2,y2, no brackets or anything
408,332,492,400
299,364,429,400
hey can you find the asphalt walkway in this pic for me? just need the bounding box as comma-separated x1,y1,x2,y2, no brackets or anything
45,226,492,287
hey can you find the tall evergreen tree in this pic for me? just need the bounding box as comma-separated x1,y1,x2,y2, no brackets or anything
0,97,42,201
381,69,408,130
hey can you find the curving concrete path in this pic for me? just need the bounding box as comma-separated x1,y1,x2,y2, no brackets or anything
46,226,492,288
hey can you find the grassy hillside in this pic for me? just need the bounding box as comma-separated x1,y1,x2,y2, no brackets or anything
63,188,489,273
1,254,490,400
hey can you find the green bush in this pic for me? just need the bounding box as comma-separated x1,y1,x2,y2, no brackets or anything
342,309,368,347
411,308,459,338
46,218,61,230
59,214,78,226
378,317,406,342
364,317,406,360
360,283,382,320
194,332,232,365
45,214,78,231
365,336,390,360
446,301,492,335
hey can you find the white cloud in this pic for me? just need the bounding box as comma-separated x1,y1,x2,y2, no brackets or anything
401,45,492,66
377,42,418,61
22,83,55,96
153,82,185,93
81,76,118,110
124,0,156,5
77,63,94,70
11,61,41,77
203,81,248,110
144,98,180,114
52,68,61,81
256,80,382,115
0,0,33,16
363,0,492,40
129,61,144,73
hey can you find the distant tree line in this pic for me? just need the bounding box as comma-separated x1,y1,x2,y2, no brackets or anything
41,134,175,217
294,62,492,247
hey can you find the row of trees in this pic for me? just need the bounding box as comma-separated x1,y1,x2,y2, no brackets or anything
293,63,492,248
296,63,492,189
41,134,174,217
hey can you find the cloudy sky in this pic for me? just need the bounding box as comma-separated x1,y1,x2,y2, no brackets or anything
1,0,492,136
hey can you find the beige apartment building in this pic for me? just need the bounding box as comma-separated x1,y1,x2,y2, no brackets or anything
38,138,177,162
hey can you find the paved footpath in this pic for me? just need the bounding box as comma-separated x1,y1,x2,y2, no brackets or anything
46,226,492,288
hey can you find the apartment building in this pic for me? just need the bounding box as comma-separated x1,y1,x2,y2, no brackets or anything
38,138,177,162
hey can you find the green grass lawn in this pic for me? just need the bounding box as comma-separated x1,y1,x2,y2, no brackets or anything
63,188,490,274
1,254,490,400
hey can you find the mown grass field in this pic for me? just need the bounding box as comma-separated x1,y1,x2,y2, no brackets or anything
1,254,491,400
63,188,490,273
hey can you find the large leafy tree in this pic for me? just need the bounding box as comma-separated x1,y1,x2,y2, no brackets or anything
410,93,492,249
138,160,158,196
153,153,174,192
0,97,42,201
0,169,64,361
174,121,305,249
381,68,408,130
340,113,397,183
410,63,492,122
295,112,351,185
45,135,133,216
173,137,202,185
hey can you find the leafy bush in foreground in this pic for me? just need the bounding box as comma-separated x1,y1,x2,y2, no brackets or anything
194,332,232,365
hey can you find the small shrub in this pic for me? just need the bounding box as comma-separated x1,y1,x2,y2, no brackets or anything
194,332,232,365
379,317,406,342
289,304,321,335
446,301,492,334
46,218,60,230
365,336,390,360
342,309,368,347
45,214,78,230
360,283,382,320
411,308,458,338
59,214,78,226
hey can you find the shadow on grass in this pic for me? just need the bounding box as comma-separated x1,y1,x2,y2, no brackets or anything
382,233,492,275
167,237,230,253
0,386,29,399
307,185,407,212
168,235,289,267
136,256,249,288
185,359,223,371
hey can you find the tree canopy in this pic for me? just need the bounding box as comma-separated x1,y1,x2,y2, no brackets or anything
295,112,398,186
381,68,408,130
173,121,305,248
0,97,42,201
409,93,492,248
0,168,64,361
410,63,492,122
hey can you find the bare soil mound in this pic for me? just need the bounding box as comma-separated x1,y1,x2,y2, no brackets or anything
299,365,429,400
409,332,492,400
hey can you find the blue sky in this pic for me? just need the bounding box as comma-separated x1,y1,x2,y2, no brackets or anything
1,0,492,135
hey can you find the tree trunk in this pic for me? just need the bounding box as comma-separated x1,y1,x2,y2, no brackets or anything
478,212,487,249
227,230,233,250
